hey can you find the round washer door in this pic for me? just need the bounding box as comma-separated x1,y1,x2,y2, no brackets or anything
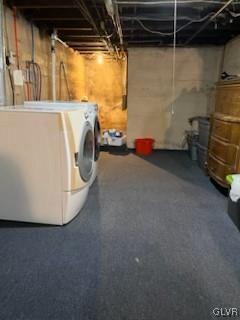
94,117,101,161
78,122,94,182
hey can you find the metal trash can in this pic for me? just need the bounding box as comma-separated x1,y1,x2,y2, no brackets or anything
198,117,210,148
186,131,199,161
196,143,208,171
228,198,240,231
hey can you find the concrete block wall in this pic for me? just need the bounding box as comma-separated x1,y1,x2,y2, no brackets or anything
127,47,223,149
3,5,127,132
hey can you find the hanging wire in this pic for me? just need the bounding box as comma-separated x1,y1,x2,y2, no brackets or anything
133,13,215,36
31,22,35,62
117,0,238,4
3,6,15,105
13,7,20,70
59,61,71,100
171,0,177,116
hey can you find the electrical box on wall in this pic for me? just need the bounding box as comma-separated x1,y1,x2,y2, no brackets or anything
13,69,24,86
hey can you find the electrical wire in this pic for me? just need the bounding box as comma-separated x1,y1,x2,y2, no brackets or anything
117,0,238,4
134,12,215,36
184,0,234,44
228,9,240,17
73,0,112,53
3,6,15,105
26,61,42,100
31,22,35,62
114,0,124,46
13,7,20,69
7,68,15,105
59,61,71,100
24,21,42,101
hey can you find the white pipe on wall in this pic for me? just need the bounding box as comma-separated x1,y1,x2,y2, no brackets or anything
51,31,56,101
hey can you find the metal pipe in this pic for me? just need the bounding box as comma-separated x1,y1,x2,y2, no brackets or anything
104,0,123,46
56,27,93,31
74,50,108,53
51,30,56,101
55,36,69,48
31,17,86,21
66,42,105,45
71,47,108,50
90,2,113,54
120,14,223,21
114,0,124,46
117,0,238,4
61,35,102,38
51,31,69,101
91,0,116,54
184,0,234,45
73,0,112,53
15,5,79,9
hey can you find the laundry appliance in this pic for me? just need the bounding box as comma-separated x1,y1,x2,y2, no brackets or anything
24,101,100,186
0,106,95,225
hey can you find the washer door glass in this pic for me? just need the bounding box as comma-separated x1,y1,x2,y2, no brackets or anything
78,122,94,182
94,117,101,161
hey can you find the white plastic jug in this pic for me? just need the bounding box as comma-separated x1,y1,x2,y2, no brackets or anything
230,174,240,202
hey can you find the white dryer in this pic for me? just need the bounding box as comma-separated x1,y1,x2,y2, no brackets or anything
0,106,95,225
24,101,101,186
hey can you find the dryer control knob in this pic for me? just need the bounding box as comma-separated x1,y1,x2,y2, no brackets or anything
84,112,89,119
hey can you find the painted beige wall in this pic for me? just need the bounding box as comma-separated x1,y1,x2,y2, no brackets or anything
127,47,223,149
3,6,126,132
85,56,127,131
222,36,240,76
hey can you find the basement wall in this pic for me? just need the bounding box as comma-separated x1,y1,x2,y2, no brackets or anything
84,56,127,131
3,6,73,105
222,36,240,76
127,47,223,149
3,5,126,132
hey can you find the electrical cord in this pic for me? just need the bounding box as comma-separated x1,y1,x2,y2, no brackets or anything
8,68,15,105
13,7,20,69
4,6,15,105
59,61,71,100
228,9,240,17
25,22,42,101
134,12,215,36
31,22,35,62
26,61,42,100
117,1,238,4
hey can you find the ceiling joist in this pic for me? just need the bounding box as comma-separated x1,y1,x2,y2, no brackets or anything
6,0,240,52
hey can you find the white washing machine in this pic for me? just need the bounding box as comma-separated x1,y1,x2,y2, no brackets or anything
24,101,100,186
0,106,95,225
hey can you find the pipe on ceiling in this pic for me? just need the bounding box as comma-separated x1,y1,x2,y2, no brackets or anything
73,0,113,54
104,0,123,46
117,0,238,5
184,0,234,45
91,0,115,54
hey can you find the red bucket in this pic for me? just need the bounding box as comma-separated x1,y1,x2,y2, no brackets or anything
135,138,154,156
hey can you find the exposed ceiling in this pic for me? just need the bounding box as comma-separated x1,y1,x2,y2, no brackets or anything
5,0,240,54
